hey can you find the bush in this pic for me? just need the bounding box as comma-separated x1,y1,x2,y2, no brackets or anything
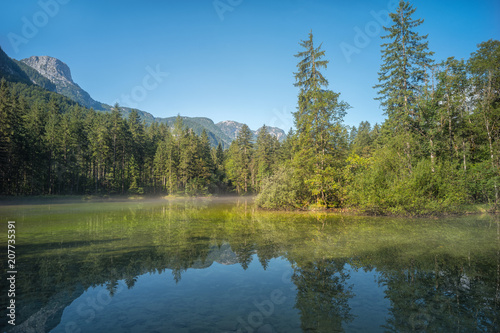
466,161,500,203
345,146,469,215
256,165,306,209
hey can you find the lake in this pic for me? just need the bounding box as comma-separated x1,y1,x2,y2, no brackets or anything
0,198,498,332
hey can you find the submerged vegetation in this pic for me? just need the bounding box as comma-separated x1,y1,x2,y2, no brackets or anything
0,1,499,215
0,199,498,331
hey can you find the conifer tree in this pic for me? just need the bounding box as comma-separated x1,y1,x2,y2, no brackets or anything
236,124,254,193
44,96,61,194
23,101,47,194
110,103,124,191
215,142,224,170
374,0,434,129
374,0,434,172
292,31,349,206
254,125,276,191
0,79,14,193
225,124,254,194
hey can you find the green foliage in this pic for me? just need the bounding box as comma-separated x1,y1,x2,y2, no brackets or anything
256,23,498,213
255,165,305,209
254,125,280,192
274,30,350,208
374,0,434,134
0,47,33,86
0,79,222,196
160,116,232,148
224,124,254,194
1,5,499,214
346,146,468,215
466,161,500,204
14,60,57,92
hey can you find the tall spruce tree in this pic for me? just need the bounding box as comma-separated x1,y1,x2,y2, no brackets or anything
254,125,276,191
292,31,349,206
110,103,125,191
374,0,434,172
236,124,253,193
375,0,434,127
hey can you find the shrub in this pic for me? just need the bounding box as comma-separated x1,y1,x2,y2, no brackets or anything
256,165,306,210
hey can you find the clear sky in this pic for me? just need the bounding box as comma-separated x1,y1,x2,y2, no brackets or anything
1,0,499,131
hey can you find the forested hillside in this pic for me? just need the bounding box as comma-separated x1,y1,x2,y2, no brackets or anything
0,77,282,196
257,2,499,214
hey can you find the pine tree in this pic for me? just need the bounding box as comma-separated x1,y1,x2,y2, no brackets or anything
127,110,145,193
351,121,374,157
212,142,226,193
292,31,349,206
144,121,163,193
154,138,169,193
23,101,47,194
44,96,61,194
225,140,239,193
66,105,87,194
374,0,434,173
224,125,254,194
178,129,198,194
236,124,253,193
0,79,17,193
215,142,224,170
110,103,125,191
254,125,275,191
374,0,434,129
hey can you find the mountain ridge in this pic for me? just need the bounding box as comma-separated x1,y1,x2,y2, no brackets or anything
0,47,286,147
216,120,286,142
20,55,107,111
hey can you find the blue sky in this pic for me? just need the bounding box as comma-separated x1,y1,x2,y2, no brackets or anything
1,0,499,131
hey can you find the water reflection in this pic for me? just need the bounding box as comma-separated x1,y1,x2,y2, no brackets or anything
0,199,498,332
292,259,354,332
380,252,500,331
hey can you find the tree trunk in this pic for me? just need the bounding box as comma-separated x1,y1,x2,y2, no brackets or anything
430,138,435,173
406,140,412,174
462,140,467,172
447,95,454,160
485,117,499,203
48,149,52,194
122,146,126,194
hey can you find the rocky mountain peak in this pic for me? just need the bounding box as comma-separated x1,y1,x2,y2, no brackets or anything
21,56,74,86
216,120,286,142
19,55,104,110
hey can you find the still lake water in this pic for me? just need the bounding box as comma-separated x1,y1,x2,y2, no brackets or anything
0,198,498,332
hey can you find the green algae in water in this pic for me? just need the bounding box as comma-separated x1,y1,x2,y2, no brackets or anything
0,198,498,332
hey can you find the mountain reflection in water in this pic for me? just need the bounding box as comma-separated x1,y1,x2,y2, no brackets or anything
0,198,498,332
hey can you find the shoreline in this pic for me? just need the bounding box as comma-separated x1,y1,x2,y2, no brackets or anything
0,194,497,217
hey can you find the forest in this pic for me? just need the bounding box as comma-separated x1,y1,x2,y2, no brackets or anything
0,1,499,215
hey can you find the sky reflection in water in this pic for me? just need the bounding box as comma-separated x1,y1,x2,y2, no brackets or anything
0,198,498,332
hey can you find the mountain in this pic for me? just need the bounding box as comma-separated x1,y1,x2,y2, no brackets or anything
0,47,286,146
14,59,58,92
265,126,286,141
216,120,244,140
20,56,106,111
216,120,286,142
157,116,234,148
0,46,34,86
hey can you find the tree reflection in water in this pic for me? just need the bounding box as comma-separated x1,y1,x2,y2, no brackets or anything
1,200,498,332
292,259,354,332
